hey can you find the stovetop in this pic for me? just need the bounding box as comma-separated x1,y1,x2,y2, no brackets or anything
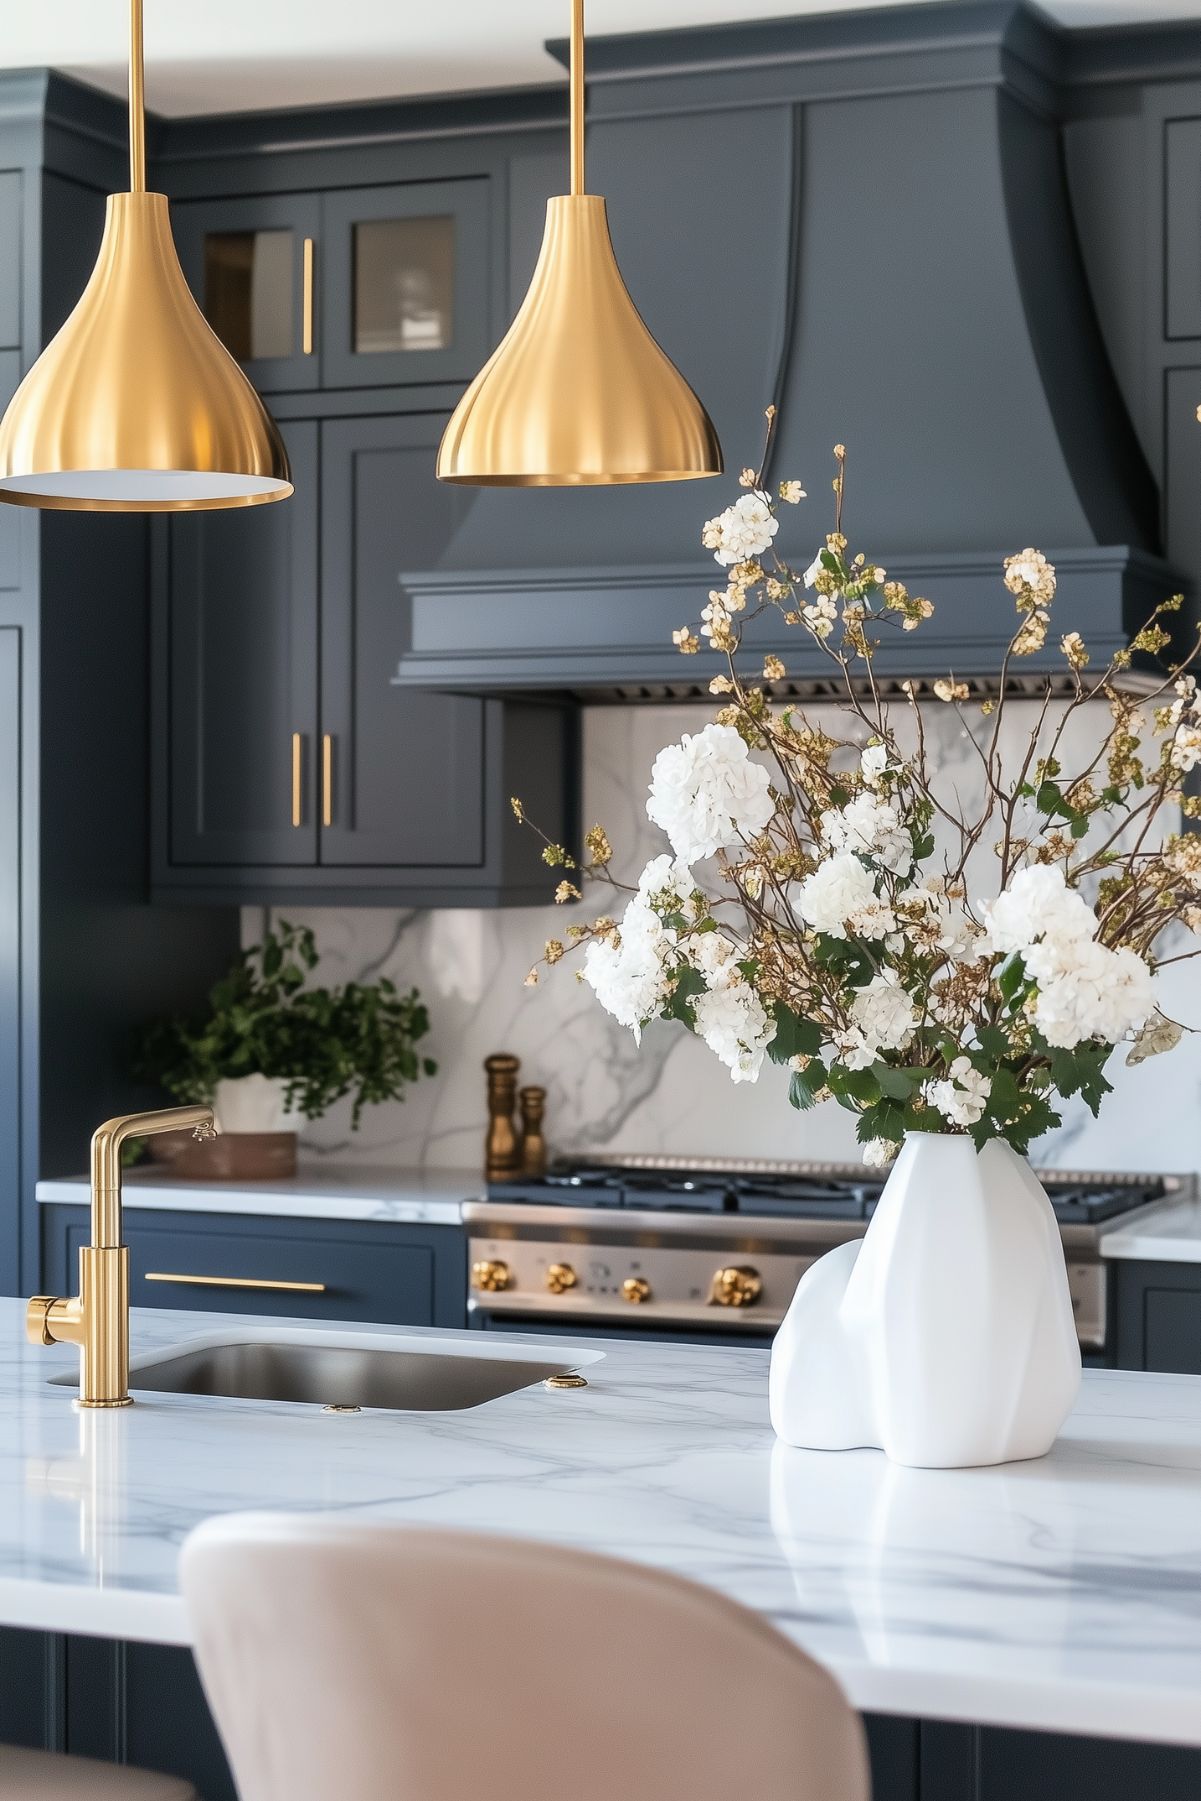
487,1158,1173,1226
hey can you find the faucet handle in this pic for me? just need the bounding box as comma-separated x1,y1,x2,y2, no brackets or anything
192,1119,219,1142
27,1296,57,1345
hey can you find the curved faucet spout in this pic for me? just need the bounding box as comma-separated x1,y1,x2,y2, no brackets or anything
29,1103,218,1407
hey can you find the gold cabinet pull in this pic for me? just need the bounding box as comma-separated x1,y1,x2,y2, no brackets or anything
291,730,304,827
322,732,333,827
301,236,315,356
144,1272,327,1294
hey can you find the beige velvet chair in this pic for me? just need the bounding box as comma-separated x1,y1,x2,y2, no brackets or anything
181,1515,870,1801
0,1746,196,1800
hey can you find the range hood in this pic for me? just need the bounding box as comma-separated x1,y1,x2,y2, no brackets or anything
394,2,1180,702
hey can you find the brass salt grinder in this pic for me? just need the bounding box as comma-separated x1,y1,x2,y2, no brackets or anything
519,1084,547,1177
485,1055,548,1180
485,1054,523,1182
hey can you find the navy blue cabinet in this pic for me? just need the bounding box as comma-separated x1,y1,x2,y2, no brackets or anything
41,1206,467,1331
176,179,491,395
174,192,322,394
163,418,320,869
154,403,578,905
1115,1262,1201,1373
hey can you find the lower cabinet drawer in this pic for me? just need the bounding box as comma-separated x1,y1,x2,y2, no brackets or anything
41,1207,466,1329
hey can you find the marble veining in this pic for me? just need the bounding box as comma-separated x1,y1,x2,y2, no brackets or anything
5,1296,1201,1745
239,702,1201,1181
34,1165,479,1227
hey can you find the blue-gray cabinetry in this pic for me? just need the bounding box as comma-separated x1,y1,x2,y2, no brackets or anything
1115,1261,1201,1373
41,1206,466,1330
152,404,577,904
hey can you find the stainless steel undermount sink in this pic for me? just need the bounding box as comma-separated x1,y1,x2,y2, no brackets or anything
50,1330,602,1413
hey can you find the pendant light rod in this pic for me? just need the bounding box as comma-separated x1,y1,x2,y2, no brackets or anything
570,0,585,197
128,0,146,193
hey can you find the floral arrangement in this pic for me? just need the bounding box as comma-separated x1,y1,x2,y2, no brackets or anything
517,417,1201,1166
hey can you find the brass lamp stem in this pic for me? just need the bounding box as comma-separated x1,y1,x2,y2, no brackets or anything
129,0,146,193
570,0,585,197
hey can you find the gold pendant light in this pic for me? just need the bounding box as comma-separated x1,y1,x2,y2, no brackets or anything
0,0,291,511
437,0,722,487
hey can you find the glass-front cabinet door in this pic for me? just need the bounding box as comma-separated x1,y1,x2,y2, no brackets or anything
320,180,491,388
175,193,322,392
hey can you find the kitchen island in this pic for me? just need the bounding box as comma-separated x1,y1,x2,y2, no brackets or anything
2,1297,1201,1798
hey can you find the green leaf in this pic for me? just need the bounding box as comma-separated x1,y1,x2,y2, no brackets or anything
976,1024,1009,1060
997,956,1028,1005
912,832,935,862
788,1063,827,1111
872,1062,920,1102
827,1064,881,1106
767,1004,822,1066
662,966,707,1027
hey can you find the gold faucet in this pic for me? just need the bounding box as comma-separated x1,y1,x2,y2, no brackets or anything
27,1105,219,1407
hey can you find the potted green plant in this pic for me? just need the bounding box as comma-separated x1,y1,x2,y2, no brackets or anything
134,921,436,1178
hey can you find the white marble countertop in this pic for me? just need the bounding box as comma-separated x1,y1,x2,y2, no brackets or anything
1101,1196,1201,1263
35,1164,481,1227
4,1298,1201,1746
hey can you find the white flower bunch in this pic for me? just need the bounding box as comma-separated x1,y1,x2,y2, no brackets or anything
646,722,774,864
523,444,1201,1163
702,492,779,567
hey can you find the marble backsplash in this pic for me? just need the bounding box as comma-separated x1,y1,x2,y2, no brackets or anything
245,700,1201,1178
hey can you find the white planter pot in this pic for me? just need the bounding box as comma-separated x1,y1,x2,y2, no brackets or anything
769,1131,1082,1468
212,1074,301,1136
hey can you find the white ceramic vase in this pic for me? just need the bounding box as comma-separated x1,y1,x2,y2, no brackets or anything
211,1074,300,1136
769,1131,1082,1468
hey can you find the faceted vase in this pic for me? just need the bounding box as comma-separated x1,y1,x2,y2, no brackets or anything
769,1131,1082,1468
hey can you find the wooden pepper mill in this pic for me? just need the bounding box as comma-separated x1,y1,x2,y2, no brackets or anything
519,1086,547,1177
484,1054,523,1182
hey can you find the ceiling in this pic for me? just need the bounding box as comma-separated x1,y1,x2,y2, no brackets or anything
4,1,1201,118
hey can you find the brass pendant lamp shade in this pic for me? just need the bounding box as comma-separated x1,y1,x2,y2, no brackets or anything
0,2,290,512
437,1,721,487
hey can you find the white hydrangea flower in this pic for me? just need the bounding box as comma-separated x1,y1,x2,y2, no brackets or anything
820,792,913,877
862,1138,899,1170
692,978,774,1083
860,743,889,787
1023,935,1157,1050
686,928,741,985
847,971,917,1057
846,894,897,940
794,852,879,938
980,864,1094,955
635,854,695,910
646,723,773,863
581,897,676,1044
1170,723,1201,774
802,594,838,639
924,1057,991,1128
701,492,779,567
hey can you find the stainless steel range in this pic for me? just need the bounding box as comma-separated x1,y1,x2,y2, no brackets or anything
465,1154,1190,1357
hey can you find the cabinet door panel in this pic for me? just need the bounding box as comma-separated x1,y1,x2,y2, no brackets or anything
320,181,490,388
168,420,319,868
0,631,18,1297
319,414,485,868
175,193,321,392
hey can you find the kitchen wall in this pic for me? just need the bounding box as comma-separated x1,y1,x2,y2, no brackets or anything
246,692,1201,1178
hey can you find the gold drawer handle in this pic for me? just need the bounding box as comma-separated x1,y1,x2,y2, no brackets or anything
144,1272,327,1294
322,732,333,828
302,236,315,356
291,730,304,828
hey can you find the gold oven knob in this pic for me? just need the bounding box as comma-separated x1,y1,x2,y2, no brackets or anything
621,1276,652,1305
545,1262,577,1295
472,1258,511,1293
710,1266,762,1308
